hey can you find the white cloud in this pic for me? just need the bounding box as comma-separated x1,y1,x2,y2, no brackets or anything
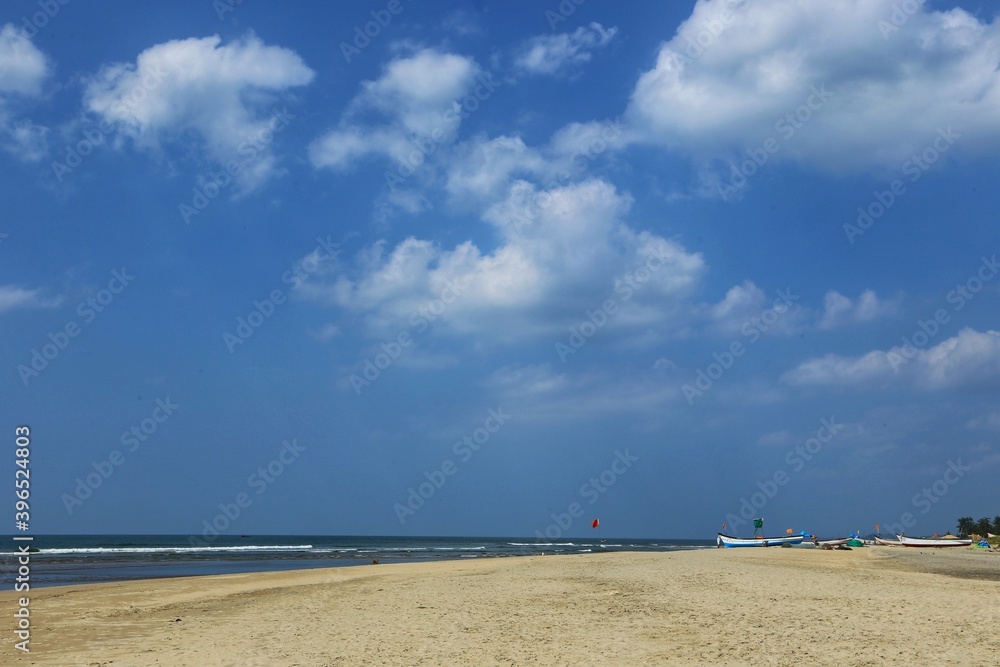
299,178,707,342
652,357,677,371
444,135,547,204
307,323,341,341
0,285,60,313
309,49,481,170
965,411,1000,431
84,34,314,192
443,119,627,207
783,328,1000,390
486,364,570,396
515,22,618,76
709,281,767,332
0,24,49,96
1,119,47,161
782,350,891,388
706,280,808,336
626,0,1000,170
818,289,896,329
0,24,50,161
703,284,894,336
484,363,679,421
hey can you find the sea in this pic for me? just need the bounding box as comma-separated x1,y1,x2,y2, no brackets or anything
1,535,712,588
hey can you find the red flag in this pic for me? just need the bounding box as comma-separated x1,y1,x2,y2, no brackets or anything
592,519,600,529
722,524,727,530
786,528,793,534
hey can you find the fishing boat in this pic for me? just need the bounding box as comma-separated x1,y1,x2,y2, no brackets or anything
874,536,903,546
896,534,972,547
717,533,804,548
798,536,851,548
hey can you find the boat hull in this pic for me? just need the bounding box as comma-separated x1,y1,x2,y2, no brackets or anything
896,534,972,547
717,533,804,548
874,536,903,546
799,537,850,548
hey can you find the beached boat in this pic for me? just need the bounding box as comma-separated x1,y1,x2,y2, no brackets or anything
717,533,804,548
797,537,851,548
896,534,972,548
874,536,903,546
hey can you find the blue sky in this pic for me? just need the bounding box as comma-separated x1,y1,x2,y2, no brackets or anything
2,0,999,539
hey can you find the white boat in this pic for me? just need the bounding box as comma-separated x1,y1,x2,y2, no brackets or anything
874,536,903,547
797,537,851,548
717,533,804,548
896,534,972,548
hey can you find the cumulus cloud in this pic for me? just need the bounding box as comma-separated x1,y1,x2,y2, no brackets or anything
444,119,627,207
444,135,547,204
817,289,896,329
782,328,1000,390
703,283,895,336
0,24,50,161
309,49,482,171
515,22,618,76
626,0,1000,170
706,281,807,335
83,33,314,192
298,178,706,342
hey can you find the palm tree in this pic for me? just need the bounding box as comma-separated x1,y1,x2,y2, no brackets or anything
956,516,975,537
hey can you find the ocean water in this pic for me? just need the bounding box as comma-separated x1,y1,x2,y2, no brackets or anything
1,535,711,588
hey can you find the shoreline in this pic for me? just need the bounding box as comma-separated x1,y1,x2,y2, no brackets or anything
3,548,998,665
3,534,711,588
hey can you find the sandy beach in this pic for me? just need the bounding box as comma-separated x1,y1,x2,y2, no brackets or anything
4,547,999,666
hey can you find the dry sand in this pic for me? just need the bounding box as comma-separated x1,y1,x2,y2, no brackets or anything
3,547,999,666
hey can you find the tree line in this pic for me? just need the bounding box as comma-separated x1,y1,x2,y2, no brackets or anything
956,516,1000,537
